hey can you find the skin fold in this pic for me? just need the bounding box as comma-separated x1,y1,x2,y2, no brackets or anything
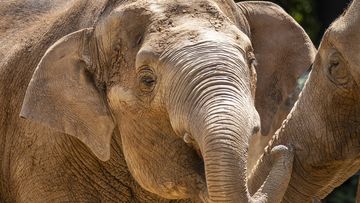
0,0,314,202
248,0,360,202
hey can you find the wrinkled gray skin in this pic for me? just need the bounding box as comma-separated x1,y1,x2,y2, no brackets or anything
249,0,360,202
0,0,314,202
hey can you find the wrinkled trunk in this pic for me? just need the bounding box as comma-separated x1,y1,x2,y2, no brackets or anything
248,94,335,202
164,41,294,202
191,105,294,203
248,1,360,200
249,65,360,202
247,82,326,202
190,99,254,202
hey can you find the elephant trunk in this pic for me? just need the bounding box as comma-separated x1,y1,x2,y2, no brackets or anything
194,106,252,202
189,94,293,203
163,41,293,202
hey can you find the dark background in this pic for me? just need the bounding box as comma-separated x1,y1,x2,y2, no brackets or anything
235,0,357,202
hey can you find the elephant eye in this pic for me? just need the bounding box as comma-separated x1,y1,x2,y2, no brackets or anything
138,67,157,93
326,52,351,86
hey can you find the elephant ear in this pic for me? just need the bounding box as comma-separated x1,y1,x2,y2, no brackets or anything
20,28,115,161
237,1,316,136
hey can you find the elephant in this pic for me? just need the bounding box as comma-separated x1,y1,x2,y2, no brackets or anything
248,0,360,202
0,0,315,202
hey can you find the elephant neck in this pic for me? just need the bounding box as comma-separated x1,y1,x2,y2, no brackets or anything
62,130,175,202
248,98,320,202
249,75,360,202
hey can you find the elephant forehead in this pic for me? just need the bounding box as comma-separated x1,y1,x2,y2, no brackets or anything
103,0,246,47
108,0,237,29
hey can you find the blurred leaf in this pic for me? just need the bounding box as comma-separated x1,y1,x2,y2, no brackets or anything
292,11,304,23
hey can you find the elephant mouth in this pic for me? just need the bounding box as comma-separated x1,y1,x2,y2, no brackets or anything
183,133,203,160
181,132,209,200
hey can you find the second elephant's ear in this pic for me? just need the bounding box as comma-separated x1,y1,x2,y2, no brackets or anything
20,28,115,161
237,1,316,136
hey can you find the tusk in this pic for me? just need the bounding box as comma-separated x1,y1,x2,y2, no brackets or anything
183,133,194,144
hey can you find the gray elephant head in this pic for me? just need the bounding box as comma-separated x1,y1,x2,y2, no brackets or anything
286,0,360,199
20,0,314,202
248,0,360,201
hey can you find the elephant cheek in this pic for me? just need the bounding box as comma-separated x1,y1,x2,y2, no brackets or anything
107,85,137,116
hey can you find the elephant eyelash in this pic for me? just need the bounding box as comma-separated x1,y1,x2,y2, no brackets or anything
136,35,143,46
137,66,157,94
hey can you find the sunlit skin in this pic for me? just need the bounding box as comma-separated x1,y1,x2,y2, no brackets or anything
1,0,314,202
249,1,360,202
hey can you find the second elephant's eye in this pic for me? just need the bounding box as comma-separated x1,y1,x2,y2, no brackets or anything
138,67,157,93
326,52,351,86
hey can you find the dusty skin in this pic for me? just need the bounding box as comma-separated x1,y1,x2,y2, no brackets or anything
0,0,315,202
249,0,360,202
